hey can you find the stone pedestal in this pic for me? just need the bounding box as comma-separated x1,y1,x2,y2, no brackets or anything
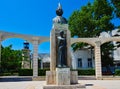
71,71,78,84
56,68,70,85
45,69,85,89
46,71,56,85
43,85,86,89
46,69,78,85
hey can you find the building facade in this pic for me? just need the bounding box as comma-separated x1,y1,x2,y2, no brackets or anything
71,49,95,69
37,29,120,70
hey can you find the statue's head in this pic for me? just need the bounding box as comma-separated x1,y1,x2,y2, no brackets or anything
56,3,63,16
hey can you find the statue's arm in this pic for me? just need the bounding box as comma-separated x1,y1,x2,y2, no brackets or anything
57,36,65,40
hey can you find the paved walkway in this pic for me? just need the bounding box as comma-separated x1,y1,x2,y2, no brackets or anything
0,80,120,89
80,80,120,89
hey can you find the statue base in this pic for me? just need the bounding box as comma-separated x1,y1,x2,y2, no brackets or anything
46,68,78,85
56,68,70,85
45,68,85,89
43,84,86,89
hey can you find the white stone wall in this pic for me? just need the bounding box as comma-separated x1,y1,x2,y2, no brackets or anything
71,49,95,69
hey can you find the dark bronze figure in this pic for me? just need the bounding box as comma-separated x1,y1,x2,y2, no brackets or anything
57,31,67,67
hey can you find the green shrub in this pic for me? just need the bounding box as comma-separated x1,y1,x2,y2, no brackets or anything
18,69,33,76
0,73,11,76
38,69,50,76
18,68,50,76
77,69,95,75
0,72,18,76
115,69,120,76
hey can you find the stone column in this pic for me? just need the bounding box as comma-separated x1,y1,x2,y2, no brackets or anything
30,59,33,69
41,60,43,69
95,41,102,79
66,30,71,67
32,39,39,77
50,28,56,71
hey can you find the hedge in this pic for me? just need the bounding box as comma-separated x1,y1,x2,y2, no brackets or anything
18,69,33,76
18,69,50,76
0,72,18,76
18,68,96,76
38,69,49,76
115,69,120,76
76,69,95,75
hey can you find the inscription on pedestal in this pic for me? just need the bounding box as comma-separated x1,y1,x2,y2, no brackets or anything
56,68,70,85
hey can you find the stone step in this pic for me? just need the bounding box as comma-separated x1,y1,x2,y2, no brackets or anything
43,84,86,89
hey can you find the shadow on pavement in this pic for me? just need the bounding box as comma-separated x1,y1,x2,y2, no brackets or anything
78,76,96,80
85,84,94,86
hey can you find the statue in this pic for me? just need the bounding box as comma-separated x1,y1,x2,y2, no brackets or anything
57,31,67,67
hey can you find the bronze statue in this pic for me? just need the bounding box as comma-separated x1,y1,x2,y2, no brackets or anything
57,31,67,67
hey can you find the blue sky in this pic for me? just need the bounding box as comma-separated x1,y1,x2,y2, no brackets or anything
1,0,120,53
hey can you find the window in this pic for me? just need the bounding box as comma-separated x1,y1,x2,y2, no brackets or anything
88,58,92,68
78,58,82,68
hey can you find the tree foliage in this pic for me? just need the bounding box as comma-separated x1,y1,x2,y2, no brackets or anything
101,42,115,66
1,45,22,73
111,0,120,17
69,0,115,50
68,0,118,67
69,0,114,38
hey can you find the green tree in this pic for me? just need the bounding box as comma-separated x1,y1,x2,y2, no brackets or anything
1,45,22,73
111,0,120,17
101,42,115,67
69,1,114,38
68,0,115,67
69,3,96,38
